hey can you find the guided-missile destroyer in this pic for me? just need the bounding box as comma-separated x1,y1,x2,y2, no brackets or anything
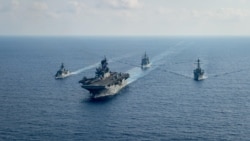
55,63,70,79
193,59,205,81
141,52,151,69
79,57,129,99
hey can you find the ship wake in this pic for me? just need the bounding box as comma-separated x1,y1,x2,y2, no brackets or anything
127,49,176,84
127,41,206,83
162,69,193,79
211,68,249,78
71,54,133,75
70,63,99,75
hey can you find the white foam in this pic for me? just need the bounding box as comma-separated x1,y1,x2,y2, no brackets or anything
200,75,208,80
126,49,173,84
126,41,187,84
71,62,99,75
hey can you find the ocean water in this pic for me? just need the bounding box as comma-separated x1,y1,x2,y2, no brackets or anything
0,36,250,140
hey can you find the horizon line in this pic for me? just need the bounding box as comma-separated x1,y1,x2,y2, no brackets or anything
1,35,250,37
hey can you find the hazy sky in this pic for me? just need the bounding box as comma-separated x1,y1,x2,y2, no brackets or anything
1,0,250,36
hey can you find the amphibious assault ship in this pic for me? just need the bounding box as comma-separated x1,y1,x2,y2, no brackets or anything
141,52,151,69
193,59,205,81
55,63,70,79
79,57,129,99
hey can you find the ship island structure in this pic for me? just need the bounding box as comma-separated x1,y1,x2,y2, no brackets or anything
79,57,130,99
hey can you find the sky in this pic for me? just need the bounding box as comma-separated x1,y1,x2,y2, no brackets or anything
0,0,250,36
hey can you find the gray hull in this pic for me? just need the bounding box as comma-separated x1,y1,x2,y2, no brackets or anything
194,73,204,81
79,57,129,99
82,79,128,99
193,59,205,81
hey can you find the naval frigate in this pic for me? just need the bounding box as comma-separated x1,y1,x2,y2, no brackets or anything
141,52,151,69
79,57,129,99
193,59,205,81
55,63,70,79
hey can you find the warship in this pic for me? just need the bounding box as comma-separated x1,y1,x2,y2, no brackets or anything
193,59,205,81
141,52,151,69
55,63,70,79
79,57,129,99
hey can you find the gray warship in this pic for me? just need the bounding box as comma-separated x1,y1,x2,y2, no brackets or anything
55,63,70,79
79,57,129,99
141,52,151,69
193,59,205,81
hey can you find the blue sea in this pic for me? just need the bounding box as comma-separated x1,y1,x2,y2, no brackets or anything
0,36,250,140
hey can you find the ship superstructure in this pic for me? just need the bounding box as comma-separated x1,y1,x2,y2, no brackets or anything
55,63,70,79
141,52,151,69
79,57,129,99
193,59,205,81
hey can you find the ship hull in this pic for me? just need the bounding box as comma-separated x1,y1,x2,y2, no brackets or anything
82,79,128,99
194,75,203,81
193,59,205,81
55,72,71,79
193,73,204,81
141,63,151,69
